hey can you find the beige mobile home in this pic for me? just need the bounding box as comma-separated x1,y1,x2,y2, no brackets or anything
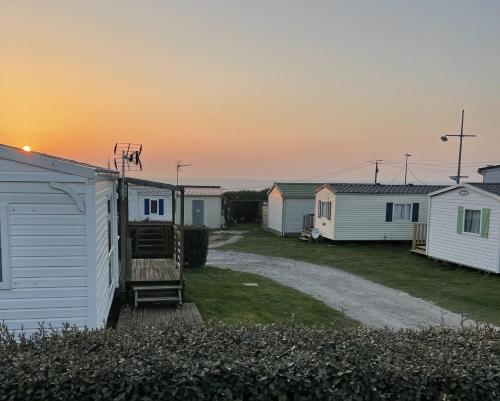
426,183,500,273
266,183,320,236
315,183,445,241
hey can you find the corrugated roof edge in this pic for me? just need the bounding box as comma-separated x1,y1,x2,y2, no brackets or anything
317,183,447,195
269,182,322,198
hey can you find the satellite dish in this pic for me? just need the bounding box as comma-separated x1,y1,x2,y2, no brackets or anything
311,228,321,240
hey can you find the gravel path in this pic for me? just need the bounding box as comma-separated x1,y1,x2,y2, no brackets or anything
209,231,248,249
207,249,475,329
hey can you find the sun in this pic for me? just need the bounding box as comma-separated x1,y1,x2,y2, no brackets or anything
22,145,31,152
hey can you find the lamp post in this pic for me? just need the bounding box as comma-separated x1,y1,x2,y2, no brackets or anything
440,110,476,184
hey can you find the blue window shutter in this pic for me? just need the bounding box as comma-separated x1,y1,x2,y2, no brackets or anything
144,199,150,215
412,203,419,222
386,203,393,222
159,199,164,215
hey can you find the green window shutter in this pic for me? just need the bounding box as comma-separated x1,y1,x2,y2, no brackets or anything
457,207,464,234
481,208,490,238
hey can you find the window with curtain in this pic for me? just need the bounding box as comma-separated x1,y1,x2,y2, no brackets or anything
464,209,481,234
319,201,331,220
393,203,412,221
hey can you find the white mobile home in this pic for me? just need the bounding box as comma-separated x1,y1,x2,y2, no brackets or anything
266,183,320,236
0,144,120,336
128,186,173,222
128,185,223,228
426,183,500,273
315,183,445,241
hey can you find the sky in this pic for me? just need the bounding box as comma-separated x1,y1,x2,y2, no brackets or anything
1,1,499,189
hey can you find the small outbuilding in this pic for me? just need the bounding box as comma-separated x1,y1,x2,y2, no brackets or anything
426,183,500,273
0,144,120,336
478,165,500,183
315,183,445,241
266,183,320,236
128,185,223,228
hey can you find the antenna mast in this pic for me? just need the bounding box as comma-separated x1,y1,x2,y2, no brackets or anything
404,153,411,185
372,160,383,184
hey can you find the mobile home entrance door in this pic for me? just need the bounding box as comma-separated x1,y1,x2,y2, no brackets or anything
192,200,204,226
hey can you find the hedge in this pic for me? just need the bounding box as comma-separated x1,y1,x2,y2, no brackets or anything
183,226,209,267
1,323,499,400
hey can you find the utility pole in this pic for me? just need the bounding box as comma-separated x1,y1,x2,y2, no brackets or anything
404,153,411,185
176,161,191,186
440,110,476,184
373,160,383,184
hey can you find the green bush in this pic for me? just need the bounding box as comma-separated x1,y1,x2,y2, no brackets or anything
1,323,499,400
183,226,209,267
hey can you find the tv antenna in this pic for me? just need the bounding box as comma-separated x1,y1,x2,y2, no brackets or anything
113,143,143,178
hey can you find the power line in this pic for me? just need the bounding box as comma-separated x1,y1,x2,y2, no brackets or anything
289,161,372,183
389,168,404,184
407,166,427,185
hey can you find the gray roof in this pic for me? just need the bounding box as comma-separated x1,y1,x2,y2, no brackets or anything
321,183,446,195
469,183,500,196
271,183,322,199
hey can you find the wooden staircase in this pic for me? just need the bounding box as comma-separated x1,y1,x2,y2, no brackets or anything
299,213,315,241
130,259,183,307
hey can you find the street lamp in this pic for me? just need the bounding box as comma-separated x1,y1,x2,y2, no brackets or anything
440,110,476,184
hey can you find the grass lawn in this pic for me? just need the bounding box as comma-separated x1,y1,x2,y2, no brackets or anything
218,224,500,326
184,266,358,328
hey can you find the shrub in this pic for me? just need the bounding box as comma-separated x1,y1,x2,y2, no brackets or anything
183,226,209,267
0,323,499,400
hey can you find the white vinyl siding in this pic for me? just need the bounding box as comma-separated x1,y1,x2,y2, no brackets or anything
315,188,335,239
282,199,315,234
128,190,173,222
0,152,120,336
175,195,222,228
267,188,284,234
427,188,500,273
0,168,89,336
333,194,429,241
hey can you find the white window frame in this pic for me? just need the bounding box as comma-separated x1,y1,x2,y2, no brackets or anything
392,203,412,222
0,205,11,290
463,208,482,236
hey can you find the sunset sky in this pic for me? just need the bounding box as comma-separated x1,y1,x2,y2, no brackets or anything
1,1,499,188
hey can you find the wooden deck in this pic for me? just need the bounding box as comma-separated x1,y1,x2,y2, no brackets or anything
130,258,180,282
117,303,203,329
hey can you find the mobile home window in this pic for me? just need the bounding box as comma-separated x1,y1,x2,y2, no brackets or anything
319,201,331,220
150,200,158,214
393,204,412,221
464,209,481,234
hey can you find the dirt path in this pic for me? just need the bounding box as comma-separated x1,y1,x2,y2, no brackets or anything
207,249,475,329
